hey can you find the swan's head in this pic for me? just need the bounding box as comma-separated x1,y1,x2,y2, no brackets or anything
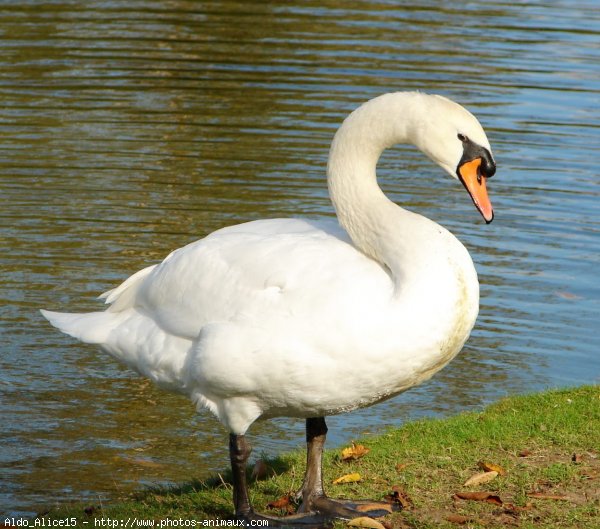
413,94,496,223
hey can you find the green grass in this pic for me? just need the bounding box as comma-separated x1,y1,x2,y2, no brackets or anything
42,386,599,528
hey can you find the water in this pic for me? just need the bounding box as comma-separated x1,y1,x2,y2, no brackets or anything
1,0,599,517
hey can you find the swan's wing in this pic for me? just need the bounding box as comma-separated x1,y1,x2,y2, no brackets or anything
107,218,393,340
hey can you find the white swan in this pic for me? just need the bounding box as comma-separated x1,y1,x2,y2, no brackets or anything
42,91,495,523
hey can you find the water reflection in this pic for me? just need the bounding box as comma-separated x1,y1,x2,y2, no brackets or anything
1,0,599,517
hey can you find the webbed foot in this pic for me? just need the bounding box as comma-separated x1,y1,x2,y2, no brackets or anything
236,509,332,528
311,496,399,519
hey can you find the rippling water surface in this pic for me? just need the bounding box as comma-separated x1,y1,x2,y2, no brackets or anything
1,0,598,516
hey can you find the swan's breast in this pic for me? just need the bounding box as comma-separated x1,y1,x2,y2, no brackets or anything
444,264,479,353
415,243,480,385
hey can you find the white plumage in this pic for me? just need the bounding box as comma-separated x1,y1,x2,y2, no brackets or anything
42,91,496,520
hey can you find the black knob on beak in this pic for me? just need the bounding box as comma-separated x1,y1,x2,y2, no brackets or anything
481,152,496,178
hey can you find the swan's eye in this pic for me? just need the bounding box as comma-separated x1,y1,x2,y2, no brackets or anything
457,133,468,142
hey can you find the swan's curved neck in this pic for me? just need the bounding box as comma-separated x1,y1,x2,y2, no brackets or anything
327,93,435,278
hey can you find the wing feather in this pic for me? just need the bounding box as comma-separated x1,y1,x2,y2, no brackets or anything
106,218,393,339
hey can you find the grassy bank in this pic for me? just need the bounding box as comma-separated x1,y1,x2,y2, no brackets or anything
44,386,598,528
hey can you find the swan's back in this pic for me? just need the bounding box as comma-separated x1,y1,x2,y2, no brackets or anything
45,218,392,355
129,218,393,339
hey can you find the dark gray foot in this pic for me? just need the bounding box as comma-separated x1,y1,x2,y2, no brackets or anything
296,418,398,520
312,496,399,518
229,419,397,529
240,497,396,527
236,510,333,528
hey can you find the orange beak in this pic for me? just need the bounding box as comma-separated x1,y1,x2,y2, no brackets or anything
458,158,494,223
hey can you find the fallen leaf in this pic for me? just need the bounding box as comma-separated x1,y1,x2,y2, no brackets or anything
347,517,386,529
446,514,471,525
478,460,506,475
384,485,413,509
333,472,361,484
463,470,498,487
266,494,294,514
454,491,503,505
251,459,269,480
267,495,291,509
355,503,393,514
518,449,532,457
527,492,571,501
341,442,371,461
395,462,409,472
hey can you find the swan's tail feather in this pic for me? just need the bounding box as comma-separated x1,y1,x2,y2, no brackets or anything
41,309,117,344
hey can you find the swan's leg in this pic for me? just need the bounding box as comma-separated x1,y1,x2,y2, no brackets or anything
229,433,255,516
228,433,329,527
297,417,398,519
297,417,326,507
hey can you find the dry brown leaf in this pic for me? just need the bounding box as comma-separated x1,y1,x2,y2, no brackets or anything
347,517,386,529
518,449,532,457
384,485,413,509
267,494,294,514
454,491,503,505
333,472,361,484
395,462,409,472
355,503,393,514
463,470,498,487
527,492,571,501
267,495,291,509
478,460,507,475
341,443,370,461
446,514,471,525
